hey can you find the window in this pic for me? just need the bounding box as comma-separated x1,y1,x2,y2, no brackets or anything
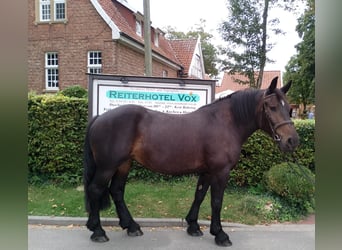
38,0,66,22
55,0,66,20
191,54,203,79
162,70,168,77
88,51,102,74
154,32,159,47
135,20,142,36
40,0,51,21
45,52,59,90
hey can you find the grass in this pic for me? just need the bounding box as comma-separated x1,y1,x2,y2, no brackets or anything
28,177,309,225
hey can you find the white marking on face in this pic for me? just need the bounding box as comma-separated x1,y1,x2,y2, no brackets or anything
281,100,285,107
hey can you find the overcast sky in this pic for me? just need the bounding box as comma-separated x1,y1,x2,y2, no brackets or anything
126,0,305,72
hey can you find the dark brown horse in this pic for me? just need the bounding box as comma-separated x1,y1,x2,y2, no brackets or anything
84,77,299,246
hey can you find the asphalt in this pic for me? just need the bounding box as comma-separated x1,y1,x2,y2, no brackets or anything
28,216,315,250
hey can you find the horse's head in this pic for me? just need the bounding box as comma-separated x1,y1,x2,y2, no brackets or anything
260,77,299,152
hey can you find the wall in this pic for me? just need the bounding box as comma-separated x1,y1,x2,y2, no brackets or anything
28,0,179,93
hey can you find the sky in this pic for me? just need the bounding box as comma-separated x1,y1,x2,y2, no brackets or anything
126,0,305,73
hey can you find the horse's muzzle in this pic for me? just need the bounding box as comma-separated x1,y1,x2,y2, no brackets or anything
279,134,300,152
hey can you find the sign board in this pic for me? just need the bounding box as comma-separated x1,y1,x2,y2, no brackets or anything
88,74,216,119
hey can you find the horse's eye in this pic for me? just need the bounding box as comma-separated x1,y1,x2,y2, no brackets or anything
270,106,277,112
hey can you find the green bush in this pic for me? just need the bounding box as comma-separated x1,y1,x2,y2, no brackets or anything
229,119,315,186
59,85,88,98
264,162,315,213
28,94,88,185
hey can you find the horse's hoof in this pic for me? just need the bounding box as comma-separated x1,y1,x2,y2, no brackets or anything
187,227,203,237
90,233,109,242
127,228,144,237
215,231,232,247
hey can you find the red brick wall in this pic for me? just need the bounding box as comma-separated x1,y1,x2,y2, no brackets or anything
28,0,179,93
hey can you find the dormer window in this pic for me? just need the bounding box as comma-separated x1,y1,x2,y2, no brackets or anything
134,12,144,37
135,20,142,36
154,32,159,47
154,28,164,47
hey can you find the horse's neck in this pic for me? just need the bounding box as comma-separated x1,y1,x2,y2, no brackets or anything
229,95,262,144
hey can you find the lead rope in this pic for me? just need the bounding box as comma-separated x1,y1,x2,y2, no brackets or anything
281,152,315,185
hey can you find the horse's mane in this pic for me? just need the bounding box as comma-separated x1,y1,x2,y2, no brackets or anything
213,89,262,126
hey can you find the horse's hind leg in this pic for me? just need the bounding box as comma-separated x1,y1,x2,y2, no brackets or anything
86,172,113,242
109,160,143,237
185,173,210,236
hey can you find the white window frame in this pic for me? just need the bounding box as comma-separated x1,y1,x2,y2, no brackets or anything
40,0,51,21
54,0,66,21
191,54,203,79
45,52,59,90
154,32,159,47
88,51,102,74
135,20,142,37
38,0,66,22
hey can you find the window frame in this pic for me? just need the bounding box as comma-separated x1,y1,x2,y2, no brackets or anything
191,54,203,79
45,52,59,91
54,0,66,21
87,51,102,74
37,0,67,23
135,20,142,37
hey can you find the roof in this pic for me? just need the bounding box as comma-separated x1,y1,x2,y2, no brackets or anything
169,38,199,76
93,0,200,74
215,71,282,98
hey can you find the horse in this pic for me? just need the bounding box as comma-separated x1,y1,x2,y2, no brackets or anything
83,76,299,247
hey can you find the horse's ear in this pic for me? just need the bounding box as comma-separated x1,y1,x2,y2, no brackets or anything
281,80,292,94
266,77,278,94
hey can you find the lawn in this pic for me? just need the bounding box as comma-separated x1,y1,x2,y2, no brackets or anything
28,177,306,225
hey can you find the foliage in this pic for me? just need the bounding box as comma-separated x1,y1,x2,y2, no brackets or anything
219,0,303,88
229,119,315,186
164,19,219,77
28,93,88,185
283,0,315,111
219,0,274,88
264,162,315,214
59,85,88,98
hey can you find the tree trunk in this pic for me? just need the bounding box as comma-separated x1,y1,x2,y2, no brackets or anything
257,0,269,89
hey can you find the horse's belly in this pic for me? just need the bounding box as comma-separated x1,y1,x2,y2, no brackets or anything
132,142,204,175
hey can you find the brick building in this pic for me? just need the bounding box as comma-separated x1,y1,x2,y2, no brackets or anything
28,0,206,93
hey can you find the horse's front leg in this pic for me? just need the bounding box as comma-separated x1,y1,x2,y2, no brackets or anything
185,174,210,236
210,171,232,247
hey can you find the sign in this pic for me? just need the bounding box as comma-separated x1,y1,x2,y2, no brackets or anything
88,74,216,119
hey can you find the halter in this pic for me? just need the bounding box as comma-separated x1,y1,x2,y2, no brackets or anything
262,93,294,142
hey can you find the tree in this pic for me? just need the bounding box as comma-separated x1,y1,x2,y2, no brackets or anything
164,19,219,77
283,0,315,114
219,0,300,88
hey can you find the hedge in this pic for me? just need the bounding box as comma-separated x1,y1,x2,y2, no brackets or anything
229,119,315,186
28,94,88,185
28,93,315,186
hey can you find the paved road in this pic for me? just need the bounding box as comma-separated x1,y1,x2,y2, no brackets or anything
28,223,314,250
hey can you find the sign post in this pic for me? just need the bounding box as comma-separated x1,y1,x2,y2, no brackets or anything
88,74,216,119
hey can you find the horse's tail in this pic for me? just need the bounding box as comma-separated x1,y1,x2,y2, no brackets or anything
83,116,111,213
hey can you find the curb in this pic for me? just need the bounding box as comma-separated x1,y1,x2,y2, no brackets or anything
28,216,314,232
28,216,246,228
